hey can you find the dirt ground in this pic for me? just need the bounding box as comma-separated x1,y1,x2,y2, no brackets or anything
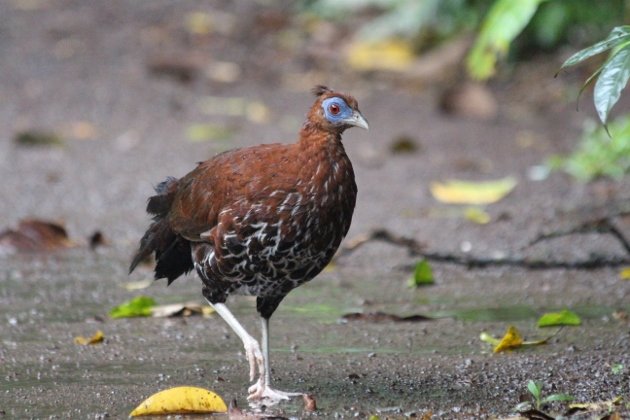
1,1,629,418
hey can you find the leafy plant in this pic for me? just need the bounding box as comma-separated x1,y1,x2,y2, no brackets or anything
466,0,546,80
549,116,630,180
559,25,630,126
514,380,574,412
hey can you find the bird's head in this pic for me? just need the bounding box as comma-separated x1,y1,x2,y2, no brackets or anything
307,85,369,134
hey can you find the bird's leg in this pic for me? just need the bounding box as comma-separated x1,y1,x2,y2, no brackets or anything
209,302,264,382
247,316,302,405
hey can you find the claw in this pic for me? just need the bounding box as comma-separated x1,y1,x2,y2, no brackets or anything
247,382,302,407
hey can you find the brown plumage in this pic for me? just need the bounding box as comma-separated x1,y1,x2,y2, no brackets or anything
130,85,368,406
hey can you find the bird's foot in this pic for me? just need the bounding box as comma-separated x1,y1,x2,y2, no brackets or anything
242,337,264,382
247,379,302,407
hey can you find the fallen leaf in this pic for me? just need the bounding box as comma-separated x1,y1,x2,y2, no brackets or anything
390,135,419,154
0,219,75,255
568,396,622,412
464,206,491,224
130,386,227,416
342,311,432,323
493,325,523,352
185,12,214,35
151,302,215,318
121,280,153,291
198,96,270,123
245,101,271,124
185,123,234,143
430,177,517,205
205,61,241,83
537,309,581,327
408,260,434,287
147,54,203,83
65,121,97,140
74,330,104,345
619,267,630,280
14,130,64,147
110,296,155,319
347,39,415,72
481,326,551,353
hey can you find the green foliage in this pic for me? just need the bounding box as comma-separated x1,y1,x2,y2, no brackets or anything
560,26,630,125
466,0,546,80
611,363,624,375
303,0,626,79
408,259,434,287
514,380,574,412
549,116,630,181
302,0,490,43
110,296,156,319
537,309,581,327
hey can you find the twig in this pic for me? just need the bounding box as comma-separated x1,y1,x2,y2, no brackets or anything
528,217,630,254
338,228,630,270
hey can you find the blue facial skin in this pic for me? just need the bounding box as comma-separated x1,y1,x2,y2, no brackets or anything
322,97,353,124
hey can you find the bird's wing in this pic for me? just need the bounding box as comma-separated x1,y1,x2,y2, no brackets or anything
167,143,300,242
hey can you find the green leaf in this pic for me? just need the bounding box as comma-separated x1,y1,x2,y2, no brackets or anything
527,380,542,400
408,260,434,287
611,363,624,375
593,41,630,125
110,296,156,319
560,26,630,69
466,0,546,80
537,309,581,327
542,393,574,404
550,115,630,181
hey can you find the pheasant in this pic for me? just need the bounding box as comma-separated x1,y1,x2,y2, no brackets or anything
129,86,368,406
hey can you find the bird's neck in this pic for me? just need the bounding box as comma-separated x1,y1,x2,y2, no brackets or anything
298,121,343,151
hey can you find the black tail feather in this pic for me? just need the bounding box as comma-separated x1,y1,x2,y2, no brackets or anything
129,176,193,283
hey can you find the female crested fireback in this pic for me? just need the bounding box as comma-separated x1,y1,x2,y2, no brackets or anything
130,86,368,406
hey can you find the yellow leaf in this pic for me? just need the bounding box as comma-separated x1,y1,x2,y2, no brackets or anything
74,330,104,345
122,280,152,291
493,325,523,353
569,396,622,410
619,267,630,280
464,206,491,224
130,386,227,416
347,39,414,72
430,177,517,205
185,12,214,35
479,331,500,346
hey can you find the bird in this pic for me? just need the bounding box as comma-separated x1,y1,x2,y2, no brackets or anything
129,85,368,406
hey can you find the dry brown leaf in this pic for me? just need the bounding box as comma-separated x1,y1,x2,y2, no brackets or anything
0,219,75,255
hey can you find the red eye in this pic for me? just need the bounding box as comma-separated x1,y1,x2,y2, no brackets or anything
329,103,340,115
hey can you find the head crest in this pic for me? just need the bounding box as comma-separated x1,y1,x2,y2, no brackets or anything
312,85,333,97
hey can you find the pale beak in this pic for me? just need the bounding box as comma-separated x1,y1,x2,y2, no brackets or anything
345,110,369,130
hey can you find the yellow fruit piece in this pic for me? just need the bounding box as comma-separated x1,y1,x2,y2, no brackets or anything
130,386,227,416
